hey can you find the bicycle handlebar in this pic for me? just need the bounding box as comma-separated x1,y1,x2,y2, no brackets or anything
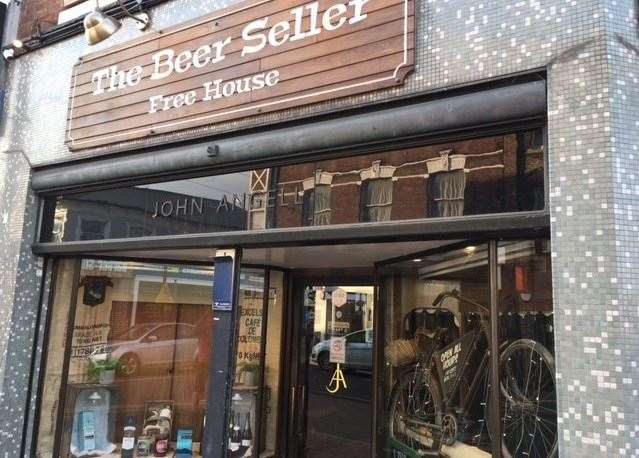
430,289,490,315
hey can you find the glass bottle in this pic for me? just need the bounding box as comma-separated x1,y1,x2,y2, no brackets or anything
229,410,240,455
121,416,136,458
241,412,252,451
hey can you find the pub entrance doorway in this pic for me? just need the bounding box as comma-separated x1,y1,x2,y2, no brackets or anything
287,278,375,458
242,240,455,458
242,241,451,457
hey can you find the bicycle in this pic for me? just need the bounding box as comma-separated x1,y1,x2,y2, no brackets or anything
387,290,557,457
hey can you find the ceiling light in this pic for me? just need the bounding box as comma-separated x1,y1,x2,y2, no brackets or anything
463,246,477,255
412,258,422,263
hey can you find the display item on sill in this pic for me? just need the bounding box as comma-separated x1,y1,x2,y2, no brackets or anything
70,388,117,456
154,429,169,456
143,401,174,454
121,416,136,458
241,412,253,449
176,428,193,453
135,436,153,456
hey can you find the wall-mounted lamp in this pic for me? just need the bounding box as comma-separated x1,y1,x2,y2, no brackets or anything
84,0,150,46
2,40,28,61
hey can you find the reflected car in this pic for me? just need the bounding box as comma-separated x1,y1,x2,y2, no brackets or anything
95,322,199,376
309,329,373,371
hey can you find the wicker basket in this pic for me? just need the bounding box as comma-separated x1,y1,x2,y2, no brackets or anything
385,338,418,367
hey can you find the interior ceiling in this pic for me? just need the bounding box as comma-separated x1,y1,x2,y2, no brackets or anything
95,240,459,269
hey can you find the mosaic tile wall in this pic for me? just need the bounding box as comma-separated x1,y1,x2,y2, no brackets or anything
0,152,45,454
547,0,639,454
0,0,637,455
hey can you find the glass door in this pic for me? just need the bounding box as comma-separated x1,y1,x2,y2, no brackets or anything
289,282,375,458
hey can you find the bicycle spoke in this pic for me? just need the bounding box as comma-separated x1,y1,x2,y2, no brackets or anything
535,416,556,440
499,343,558,458
390,369,441,454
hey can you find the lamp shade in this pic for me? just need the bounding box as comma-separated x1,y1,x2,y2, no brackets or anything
84,9,121,45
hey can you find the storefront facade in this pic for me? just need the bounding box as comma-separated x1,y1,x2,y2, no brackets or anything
0,0,637,457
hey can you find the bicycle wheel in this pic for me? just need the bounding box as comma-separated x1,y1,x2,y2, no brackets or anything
499,339,558,458
388,368,443,454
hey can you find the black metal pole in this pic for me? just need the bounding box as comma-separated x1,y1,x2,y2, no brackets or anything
254,267,271,457
488,240,502,458
202,249,242,458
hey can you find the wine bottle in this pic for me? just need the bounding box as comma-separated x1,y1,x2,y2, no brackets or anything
227,410,235,454
230,411,241,455
242,412,253,450
121,416,136,458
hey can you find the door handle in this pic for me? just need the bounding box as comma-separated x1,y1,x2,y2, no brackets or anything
290,385,296,414
297,384,306,442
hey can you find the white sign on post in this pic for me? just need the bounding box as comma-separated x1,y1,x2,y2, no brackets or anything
329,336,346,364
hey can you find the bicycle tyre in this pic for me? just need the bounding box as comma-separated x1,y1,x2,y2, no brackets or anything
388,368,443,454
497,339,558,458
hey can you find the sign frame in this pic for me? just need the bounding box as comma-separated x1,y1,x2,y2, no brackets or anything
66,0,415,150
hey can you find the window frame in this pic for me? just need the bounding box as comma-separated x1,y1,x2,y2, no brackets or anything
34,124,549,255
29,255,289,458
373,237,554,458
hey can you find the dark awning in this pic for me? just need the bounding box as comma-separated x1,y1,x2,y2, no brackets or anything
31,80,546,193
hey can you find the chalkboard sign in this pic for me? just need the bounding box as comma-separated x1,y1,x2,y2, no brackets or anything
434,332,476,396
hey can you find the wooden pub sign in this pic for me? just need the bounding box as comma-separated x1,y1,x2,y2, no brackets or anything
66,0,415,150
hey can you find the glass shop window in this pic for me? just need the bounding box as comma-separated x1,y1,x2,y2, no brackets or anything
79,218,109,240
42,128,545,242
378,240,557,458
35,259,215,458
228,269,285,458
379,244,493,456
497,240,557,457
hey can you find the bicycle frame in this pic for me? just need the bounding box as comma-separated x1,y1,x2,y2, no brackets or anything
436,326,491,416
425,291,499,431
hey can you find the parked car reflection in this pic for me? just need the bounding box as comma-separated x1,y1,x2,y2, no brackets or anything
94,322,199,376
310,329,373,371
